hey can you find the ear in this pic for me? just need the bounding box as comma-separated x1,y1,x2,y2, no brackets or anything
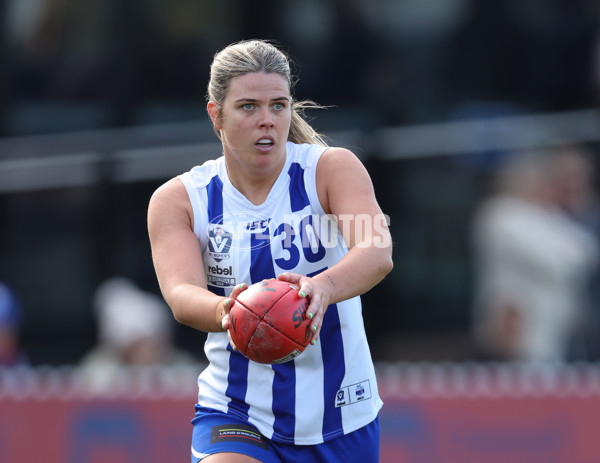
207,101,222,131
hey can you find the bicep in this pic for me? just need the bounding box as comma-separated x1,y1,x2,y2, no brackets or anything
148,180,208,299
317,148,390,249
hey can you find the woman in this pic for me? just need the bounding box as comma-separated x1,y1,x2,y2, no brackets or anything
148,39,393,463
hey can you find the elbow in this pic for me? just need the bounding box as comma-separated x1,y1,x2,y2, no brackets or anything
381,252,394,278
372,243,393,281
369,234,394,280
377,230,394,277
168,296,195,327
161,286,189,326
170,307,187,326
382,236,394,276
164,299,186,326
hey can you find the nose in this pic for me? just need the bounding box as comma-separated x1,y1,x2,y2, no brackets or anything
258,107,274,128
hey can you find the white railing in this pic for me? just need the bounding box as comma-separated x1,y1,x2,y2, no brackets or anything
0,109,598,193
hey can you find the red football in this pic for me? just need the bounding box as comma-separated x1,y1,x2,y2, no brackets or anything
228,279,312,364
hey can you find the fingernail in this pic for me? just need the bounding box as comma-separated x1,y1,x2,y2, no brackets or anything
225,298,231,308
308,312,313,319
299,291,306,298
312,325,317,332
311,339,317,345
240,283,246,289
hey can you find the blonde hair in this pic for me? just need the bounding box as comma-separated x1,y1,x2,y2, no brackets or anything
207,40,329,147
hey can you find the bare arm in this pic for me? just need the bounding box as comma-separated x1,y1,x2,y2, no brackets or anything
147,178,245,332
279,147,394,340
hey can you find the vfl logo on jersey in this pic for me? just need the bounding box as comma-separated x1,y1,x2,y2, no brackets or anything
335,380,372,408
208,224,232,262
206,222,236,287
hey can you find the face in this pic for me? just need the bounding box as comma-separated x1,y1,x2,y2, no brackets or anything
208,72,292,176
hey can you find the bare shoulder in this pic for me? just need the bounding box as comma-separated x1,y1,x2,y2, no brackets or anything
150,177,188,204
148,177,192,231
319,146,362,168
316,146,375,214
148,177,190,214
318,146,372,185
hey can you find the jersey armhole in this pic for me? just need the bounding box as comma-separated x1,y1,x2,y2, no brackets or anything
305,146,329,217
177,173,208,240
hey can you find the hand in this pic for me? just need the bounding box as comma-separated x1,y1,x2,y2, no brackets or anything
277,272,333,344
218,282,248,350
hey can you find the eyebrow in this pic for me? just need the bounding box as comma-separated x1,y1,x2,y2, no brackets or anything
234,96,290,103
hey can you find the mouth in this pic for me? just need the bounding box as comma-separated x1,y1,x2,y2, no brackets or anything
255,137,275,150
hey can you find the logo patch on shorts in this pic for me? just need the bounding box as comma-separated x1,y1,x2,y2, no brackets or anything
210,424,269,450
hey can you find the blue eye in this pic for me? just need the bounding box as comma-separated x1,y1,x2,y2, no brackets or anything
274,103,283,110
242,103,254,110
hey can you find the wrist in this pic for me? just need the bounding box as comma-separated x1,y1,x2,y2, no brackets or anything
216,297,231,331
313,271,337,298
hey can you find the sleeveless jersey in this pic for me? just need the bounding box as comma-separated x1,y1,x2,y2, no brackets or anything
178,141,383,445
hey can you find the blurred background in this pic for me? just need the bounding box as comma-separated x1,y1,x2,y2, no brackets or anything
1,0,599,366
1,1,600,461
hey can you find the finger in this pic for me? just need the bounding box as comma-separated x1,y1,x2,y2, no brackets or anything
310,309,321,337
221,314,237,350
277,272,308,298
304,303,320,345
221,312,231,331
308,301,329,345
226,329,237,351
309,318,322,345
277,272,301,284
303,293,316,322
230,282,248,299
298,283,310,300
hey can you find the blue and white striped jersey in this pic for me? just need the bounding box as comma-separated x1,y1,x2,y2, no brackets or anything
178,141,383,445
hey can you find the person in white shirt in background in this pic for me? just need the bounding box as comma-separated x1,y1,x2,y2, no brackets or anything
471,150,598,362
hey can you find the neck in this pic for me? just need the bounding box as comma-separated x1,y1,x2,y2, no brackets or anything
235,177,277,205
226,160,285,206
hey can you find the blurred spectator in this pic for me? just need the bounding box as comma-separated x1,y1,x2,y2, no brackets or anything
471,151,598,362
551,146,600,359
552,145,600,229
79,277,197,392
0,282,28,367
